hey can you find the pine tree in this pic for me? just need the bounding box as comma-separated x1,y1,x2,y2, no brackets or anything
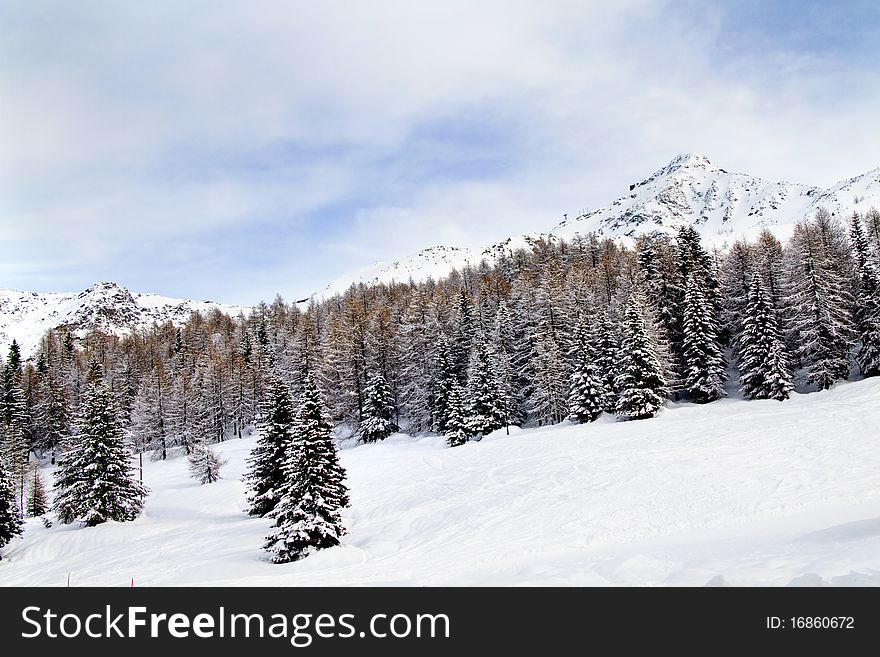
444,381,470,447
358,372,398,443
26,466,48,516
849,214,880,376
0,456,22,556
187,442,225,484
264,372,348,563
592,310,620,412
567,320,605,424
465,335,508,435
615,296,667,420
738,274,794,400
53,382,148,527
671,226,723,393
432,334,457,432
245,375,295,517
682,273,726,403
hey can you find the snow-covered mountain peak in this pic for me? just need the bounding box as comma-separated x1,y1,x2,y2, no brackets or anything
0,283,248,359
659,152,721,174
323,154,880,296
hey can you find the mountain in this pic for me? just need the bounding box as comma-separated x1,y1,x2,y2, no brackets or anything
324,153,880,296
0,282,247,359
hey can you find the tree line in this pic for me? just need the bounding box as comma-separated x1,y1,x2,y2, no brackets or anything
2,207,880,560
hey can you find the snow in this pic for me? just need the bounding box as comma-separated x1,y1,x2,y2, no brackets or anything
321,154,880,298
3,377,880,586
0,282,248,359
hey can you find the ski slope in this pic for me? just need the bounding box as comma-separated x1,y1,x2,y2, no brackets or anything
3,378,880,586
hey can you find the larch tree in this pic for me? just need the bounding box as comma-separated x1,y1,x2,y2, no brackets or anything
785,220,854,390
26,466,48,517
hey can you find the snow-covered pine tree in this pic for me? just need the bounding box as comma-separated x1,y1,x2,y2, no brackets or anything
785,220,854,390
26,466,48,516
738,273,794,401
432,333,457,433
0,456,22,556
187,442,225,484
849,213,880,376
444,381,470,447
567,361,604,423
452,285,476,379
358,372,398,443
615,295,667,420
682,272,726,403
465,335,508,435
565,315,604,423
592,310,620,412
264,371,348,563
245,375,295,517
53,382,148,527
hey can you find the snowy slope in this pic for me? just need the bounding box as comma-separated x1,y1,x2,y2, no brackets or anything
0,282,247,359
324,154,880,296
551,153,822,248
3,377,880,586
323,234,554,297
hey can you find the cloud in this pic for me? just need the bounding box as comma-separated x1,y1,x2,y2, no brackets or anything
1,0,878,303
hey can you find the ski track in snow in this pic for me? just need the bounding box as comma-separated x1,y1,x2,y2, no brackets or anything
3,378,880,587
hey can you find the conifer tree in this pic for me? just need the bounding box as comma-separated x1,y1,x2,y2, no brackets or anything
567,361,604,423
432,334,457,432
264,372,348,563
187,442,225,485
245,375,295,517
37,376,69,464
592,310,620,412
53,382,148,526
465,336,509,435
615,296,667,420
849,214,880,376
738,274,794,400
444,381,470,447
26,466,48,516
682,273,726,403
786,221,854,390
358,372,398,443
0,456,22,556
566,315,605,423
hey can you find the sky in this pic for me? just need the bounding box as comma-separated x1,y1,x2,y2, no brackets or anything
1,0,879,305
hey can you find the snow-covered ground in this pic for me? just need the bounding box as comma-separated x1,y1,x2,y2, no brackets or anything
3,378,880,587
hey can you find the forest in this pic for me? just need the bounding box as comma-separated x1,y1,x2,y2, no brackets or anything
2,207,880,560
